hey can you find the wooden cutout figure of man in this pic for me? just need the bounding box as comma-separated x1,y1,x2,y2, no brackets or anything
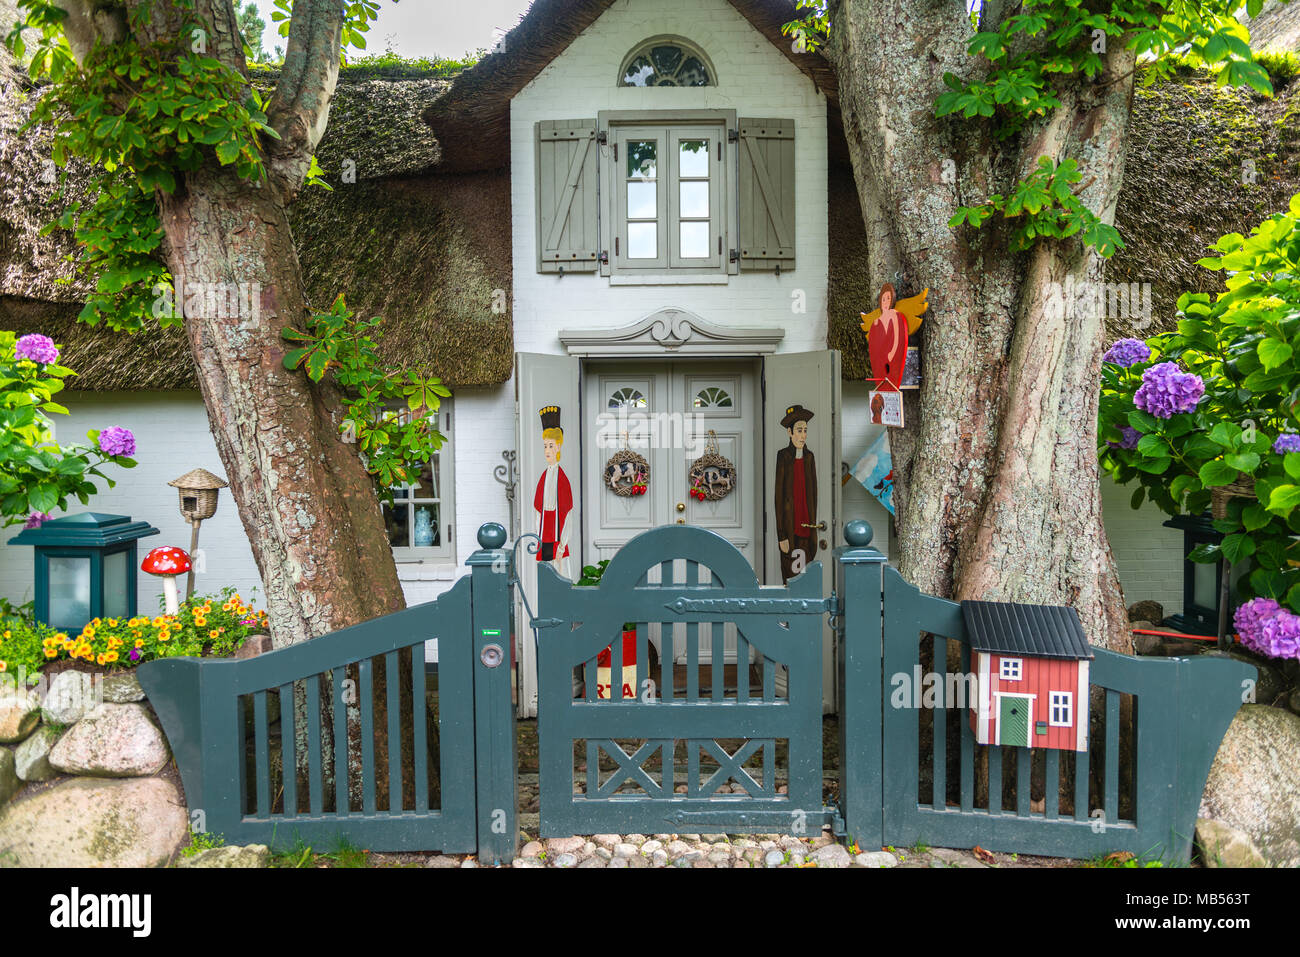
775,404,817,583
535,406,573,579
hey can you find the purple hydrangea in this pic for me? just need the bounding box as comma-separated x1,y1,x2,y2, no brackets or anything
1234,597,1300,661
23,511,51,529
1273,433,1300,455
14,334,59,365
1103,338,1151,367
1106,426,1142,451
98,426,136,458
1133,362,1205,419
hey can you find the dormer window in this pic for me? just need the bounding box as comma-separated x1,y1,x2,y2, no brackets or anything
619,37,715,87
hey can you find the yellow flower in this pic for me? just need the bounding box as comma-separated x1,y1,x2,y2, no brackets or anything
195,617,207,628
81,626,96,638
104,651,118,663
44,649,57,658
134,638,145,648
222,601,233,611
152,616,166,628
92,617,102,626
158,629,171,642
2,629,10,639
209,629,220,639
108,618,119,627
96,653,107,665
0,661,6,672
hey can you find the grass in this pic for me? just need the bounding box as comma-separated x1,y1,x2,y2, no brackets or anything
178,829,225,859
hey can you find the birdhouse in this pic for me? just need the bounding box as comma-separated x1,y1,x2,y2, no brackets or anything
7,513,159,632
961,601,1095,752
168,468,228,522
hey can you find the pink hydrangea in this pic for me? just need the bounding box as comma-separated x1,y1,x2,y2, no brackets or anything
98,426,136,458
23,511,51,529
1234,597,1300,661
1133,362,1205,419
14,334,59,364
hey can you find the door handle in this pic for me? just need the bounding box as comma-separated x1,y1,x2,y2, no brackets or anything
802,521,827,531
676,502,686,513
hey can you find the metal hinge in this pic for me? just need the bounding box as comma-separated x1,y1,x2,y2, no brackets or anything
729,249,739,263
599,250,609,264
728,128,739,143
533,618,563,630
664,596,836,615
597,130,607,145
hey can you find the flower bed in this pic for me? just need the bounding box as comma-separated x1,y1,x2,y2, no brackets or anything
0,587,268,683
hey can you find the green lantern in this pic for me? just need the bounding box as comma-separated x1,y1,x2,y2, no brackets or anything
7,513,160,631
1161,513,1223,636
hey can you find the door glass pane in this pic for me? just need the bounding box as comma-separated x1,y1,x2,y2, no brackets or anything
628,223,658,259
103,550,129,619
48,555,91,629
414,458,439,499
679,139,709,177
680,222,709,258
680,181,709,218
628,182,657,219
626,141,657,180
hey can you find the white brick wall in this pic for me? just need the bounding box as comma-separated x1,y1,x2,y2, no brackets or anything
1101,475,1185,613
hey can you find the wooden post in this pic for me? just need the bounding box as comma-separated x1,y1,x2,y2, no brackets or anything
187,519,200,599
835,519,886,850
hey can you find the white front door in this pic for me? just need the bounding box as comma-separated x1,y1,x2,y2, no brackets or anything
583,360,760,570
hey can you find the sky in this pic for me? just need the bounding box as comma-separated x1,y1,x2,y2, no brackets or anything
258,0,537,62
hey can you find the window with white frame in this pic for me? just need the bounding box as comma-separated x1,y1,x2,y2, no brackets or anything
381,402,454,562
999,658,1022,681
1050,691,1073,726
607,118,728,277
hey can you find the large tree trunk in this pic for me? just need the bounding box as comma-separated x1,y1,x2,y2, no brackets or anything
827,0,1132,653
53,0,412,806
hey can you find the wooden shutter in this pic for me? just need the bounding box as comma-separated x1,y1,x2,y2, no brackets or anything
737,118,795,271
536,120,600,273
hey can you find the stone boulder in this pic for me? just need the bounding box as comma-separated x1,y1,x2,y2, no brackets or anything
1196,818,1267,868
14,724,61,782
1127,600,1164,624
41,671,100,725
0,748,18,807
48,703,169,777
0,689,40,744
0,776,187,867
1199,704,1300,866
175,844,270,868
101,672,145,704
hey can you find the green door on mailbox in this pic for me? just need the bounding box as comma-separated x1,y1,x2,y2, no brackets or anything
999,695,1031,747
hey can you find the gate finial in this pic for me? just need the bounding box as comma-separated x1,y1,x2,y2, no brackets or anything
844,519,874,547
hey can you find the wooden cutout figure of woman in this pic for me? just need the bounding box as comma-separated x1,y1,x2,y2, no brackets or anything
535,406,573,579
775,405,817,583
860,284,928,390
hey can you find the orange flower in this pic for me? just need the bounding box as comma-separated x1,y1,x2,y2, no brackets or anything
209,629,220,639
0,661,6,672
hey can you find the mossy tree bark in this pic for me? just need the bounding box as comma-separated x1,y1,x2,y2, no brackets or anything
826,0,1132,655
52,0,410,806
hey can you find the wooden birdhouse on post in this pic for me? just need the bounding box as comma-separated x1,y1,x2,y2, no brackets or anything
167,468,228,598
962,601,1095,752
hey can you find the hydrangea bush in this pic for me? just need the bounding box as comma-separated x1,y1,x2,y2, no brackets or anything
0,330,138,524
1098,194,1300,659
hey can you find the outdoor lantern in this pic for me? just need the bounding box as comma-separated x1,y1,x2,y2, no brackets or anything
1162,513,1223,636
7,512,160,632
168,467,228,598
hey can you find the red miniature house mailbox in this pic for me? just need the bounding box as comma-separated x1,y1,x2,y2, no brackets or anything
961,601,1095,752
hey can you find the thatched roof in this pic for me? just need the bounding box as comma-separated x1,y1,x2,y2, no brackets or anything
422,0,838,173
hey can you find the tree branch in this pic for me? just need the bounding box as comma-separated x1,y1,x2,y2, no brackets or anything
265,0,342,198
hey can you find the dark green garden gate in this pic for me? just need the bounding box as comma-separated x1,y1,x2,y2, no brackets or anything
536,525,835,838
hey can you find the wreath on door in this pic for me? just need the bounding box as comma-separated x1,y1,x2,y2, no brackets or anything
688,430,736,501
605,443,649,497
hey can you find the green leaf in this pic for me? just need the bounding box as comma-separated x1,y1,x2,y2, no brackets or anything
1285,453,1300,481
1136,433,1168,456
1258,337,1293,372
1242,503,1272,531
1199,459,1241,487
1224,452,1261,474
1250,567,1287,599
1130,486,1146,510
1220,533,1256,563
1268,484,1300,515
1135,456,1172,474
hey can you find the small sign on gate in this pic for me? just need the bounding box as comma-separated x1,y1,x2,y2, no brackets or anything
596,630,638,700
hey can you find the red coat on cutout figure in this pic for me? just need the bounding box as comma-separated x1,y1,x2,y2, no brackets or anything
861,284,928,391
535,405,573,579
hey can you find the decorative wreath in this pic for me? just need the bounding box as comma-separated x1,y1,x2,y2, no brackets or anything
688,431,736,502
605,447,650,497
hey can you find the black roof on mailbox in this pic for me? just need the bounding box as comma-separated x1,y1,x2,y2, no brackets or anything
960,600,1095,660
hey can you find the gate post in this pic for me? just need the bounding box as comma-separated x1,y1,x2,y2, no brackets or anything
468,522,517,864
835,520,886,850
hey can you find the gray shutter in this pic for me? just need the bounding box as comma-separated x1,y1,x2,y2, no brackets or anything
737,118,795,271
536,120,600,273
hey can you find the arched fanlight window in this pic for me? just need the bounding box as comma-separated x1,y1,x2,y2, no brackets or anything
619,36,716,87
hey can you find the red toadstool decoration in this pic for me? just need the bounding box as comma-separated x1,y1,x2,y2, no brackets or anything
142,546,193,615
